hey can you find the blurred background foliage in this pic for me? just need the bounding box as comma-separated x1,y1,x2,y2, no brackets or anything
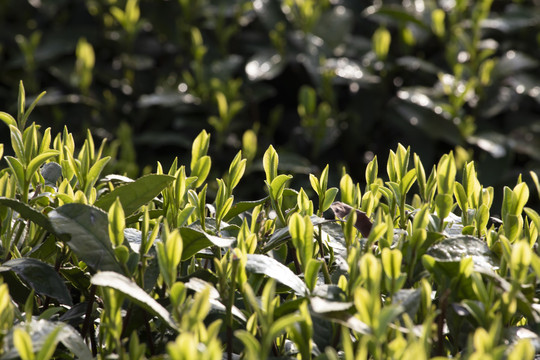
1,0,540,209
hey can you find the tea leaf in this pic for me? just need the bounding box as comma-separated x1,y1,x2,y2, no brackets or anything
108,197,125,248
426,235,498,270
179,226,235,260
245,254,308,296
85,156,111,190
321,187,338,213
263,145,279,184
5,156,25,192
436,152,456,196
35,324,62,360
190,130,210,169
0,197,55,233
95,174,175,216
191,155,211,188
269,174,292,200
227,151,246,191
40,162,62,186
373,27,391,61
330,201,372,237
0,258,72,306
91,271,177,329
48,203,124,274
9,125,26,165
304,259,323,292
0,111,17,127
13,328,33,360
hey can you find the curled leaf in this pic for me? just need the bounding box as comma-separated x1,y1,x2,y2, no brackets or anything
330,201,373,237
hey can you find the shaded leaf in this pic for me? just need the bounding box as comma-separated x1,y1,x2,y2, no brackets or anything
40,162,62,187
180,225,235,260
0,197,55,234
3,320,92,360
48,203,124,274
311,309,371,335
330,201,372,237
184,278,247,322
262,216,332,252
392,288,421,320
223,197,268,222
0,258,72,306
313,6,353,49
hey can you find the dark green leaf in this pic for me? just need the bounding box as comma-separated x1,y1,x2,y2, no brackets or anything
0,197,55,234
392,288,421,320
40,162,62,186
311,309,371,335
180,225,235,260
245,254,308,296
60,266,91,296
313,6,353,49
426,235,498,270
3,320,92,360
184,278,247,322
223,197,268,222
95,174,175,216
48,203,124,274
262,216,332,252
0,258,72,306
91,271,177,329
368,5,429,29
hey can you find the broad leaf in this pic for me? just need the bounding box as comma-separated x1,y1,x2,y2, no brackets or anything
330,201,373,237
310,297,354,313
48,203,124,274
0,258,72,306
179,225,235,260
41,162,62,186
245,254,308,296
3,320,92,360
91,271,177,329
392,288,421,320
223,197,268,222
95,174,174,216
262,216,332,252
0,197,56,234
184,278,247,322
426,235,498,270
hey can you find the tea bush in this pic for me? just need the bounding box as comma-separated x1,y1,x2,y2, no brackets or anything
1,0,540,199
1,83,540,359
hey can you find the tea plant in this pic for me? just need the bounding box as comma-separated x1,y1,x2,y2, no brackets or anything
1,83,540,359
2,0,540,202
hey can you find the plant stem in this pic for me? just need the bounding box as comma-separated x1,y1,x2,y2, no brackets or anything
436,288,451,356
81,285,96,340
316,225,331,283
226,254,239,360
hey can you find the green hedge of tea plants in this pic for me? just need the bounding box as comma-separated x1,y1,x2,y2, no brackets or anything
1,83,540,359
1,0,540,199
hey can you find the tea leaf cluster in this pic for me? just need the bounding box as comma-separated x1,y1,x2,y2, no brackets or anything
1,84,540,359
